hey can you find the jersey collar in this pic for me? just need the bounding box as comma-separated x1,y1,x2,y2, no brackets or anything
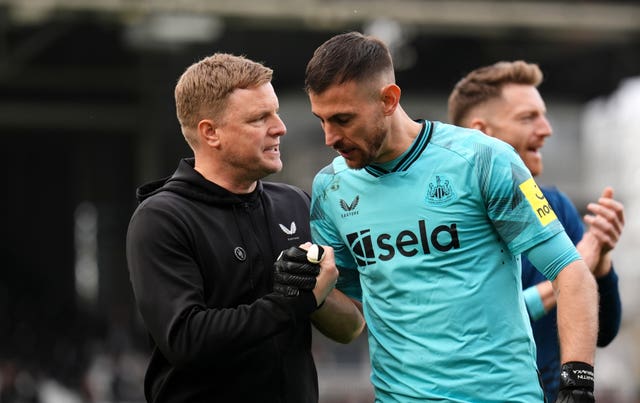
365,120,433,177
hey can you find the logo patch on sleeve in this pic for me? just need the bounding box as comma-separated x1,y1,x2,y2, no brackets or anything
518,178,557,226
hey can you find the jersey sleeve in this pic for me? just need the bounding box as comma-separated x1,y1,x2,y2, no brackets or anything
524,230,581,281
477,140,565,255
310,169,363,301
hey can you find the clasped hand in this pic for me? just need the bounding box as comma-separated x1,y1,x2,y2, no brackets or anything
273,245,322,297
273,243,338,308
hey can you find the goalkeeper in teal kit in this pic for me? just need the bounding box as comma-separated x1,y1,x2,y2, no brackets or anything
305,32,599,402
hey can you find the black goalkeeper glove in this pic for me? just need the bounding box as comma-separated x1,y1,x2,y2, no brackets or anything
273,246,323,297
555,361,595,403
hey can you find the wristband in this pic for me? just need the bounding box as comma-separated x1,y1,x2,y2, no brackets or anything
560,361,594,391
523,285,546,321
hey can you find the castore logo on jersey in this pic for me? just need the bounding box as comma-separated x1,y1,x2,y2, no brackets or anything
346,219,460,266
340,196,360,217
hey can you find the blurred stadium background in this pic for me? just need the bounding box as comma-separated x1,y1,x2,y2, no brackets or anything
0,1,638,402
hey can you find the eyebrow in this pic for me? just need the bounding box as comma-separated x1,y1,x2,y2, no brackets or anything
514,107,544,118
313,112,354,122
247,104,279,119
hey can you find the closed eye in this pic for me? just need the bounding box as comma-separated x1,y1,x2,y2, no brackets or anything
312,112,354,127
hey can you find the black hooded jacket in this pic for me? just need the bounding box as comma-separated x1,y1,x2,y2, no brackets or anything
126,158,319,403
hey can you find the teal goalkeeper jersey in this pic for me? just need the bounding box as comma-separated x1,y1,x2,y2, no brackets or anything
310,121,565,402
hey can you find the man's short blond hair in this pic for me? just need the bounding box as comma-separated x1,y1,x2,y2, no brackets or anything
448,60,543,126
174,53,273,147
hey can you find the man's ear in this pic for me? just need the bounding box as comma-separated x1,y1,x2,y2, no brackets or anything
468,118,491,136
381,84,401,116
198,119,220,147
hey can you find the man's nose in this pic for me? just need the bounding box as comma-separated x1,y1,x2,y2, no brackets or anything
272,115,286,137
324,124,340,147
538,116,552,137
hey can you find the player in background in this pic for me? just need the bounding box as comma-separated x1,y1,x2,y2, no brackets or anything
448,60,624,401
304,31,598,402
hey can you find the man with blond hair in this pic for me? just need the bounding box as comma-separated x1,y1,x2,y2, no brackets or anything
126,53,364,403
448,60,624,401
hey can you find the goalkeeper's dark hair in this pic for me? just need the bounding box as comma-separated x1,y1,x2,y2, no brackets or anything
304,31,394,95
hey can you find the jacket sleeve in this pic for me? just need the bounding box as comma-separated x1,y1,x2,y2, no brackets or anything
595,267,622,346
126,202,317,369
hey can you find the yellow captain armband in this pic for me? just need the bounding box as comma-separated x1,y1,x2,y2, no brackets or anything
519,178,557,226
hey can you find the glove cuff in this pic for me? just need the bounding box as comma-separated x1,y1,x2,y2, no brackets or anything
560,361,594,392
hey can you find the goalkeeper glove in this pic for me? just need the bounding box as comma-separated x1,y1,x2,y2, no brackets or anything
273,245,323,297
555,361,595,403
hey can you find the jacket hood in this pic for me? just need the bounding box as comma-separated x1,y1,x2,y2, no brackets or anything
136,158,262,206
